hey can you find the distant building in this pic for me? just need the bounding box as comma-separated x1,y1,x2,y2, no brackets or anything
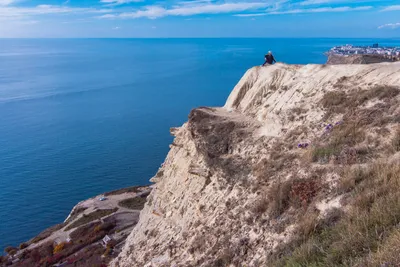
327,44,400,62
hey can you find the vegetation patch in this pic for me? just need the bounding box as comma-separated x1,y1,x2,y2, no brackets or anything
267,179,293,217
104,186,148,196
31,223,66,244
118,196,147,210
14,219,117,267
253,150,297,183
320,86,399,120
65,206,87,224
290,179,321,208
392,128,400,152
252,175,321,219
309,120,366,164
65,208,118,231
273,162,400,267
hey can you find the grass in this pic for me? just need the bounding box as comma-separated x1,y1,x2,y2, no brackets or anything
253,150,297,183
70,221,101,240
65,208,118,231
273,162,400,267
65,206,87,224
392,128,400,152
363,229,400,267
266,179,293,217
118,196,147,210
118,197,146,210
309,121,366,164
320,86,399,120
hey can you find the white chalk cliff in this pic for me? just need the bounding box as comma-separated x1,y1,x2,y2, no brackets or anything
112,63,400,267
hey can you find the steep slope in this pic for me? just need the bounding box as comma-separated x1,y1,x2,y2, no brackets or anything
113,62,400,267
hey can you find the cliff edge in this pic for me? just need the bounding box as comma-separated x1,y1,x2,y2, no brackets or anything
113,62,400,267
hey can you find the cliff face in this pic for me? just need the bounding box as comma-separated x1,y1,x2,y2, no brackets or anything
327,54,395,64
113,62,400,267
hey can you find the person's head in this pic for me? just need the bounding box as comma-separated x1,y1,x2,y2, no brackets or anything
268,51,272,55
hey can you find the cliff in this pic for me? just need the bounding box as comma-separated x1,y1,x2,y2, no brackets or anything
113,62,400,267
327,54,396,64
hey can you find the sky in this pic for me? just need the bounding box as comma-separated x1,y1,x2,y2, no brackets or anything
0,0,400,37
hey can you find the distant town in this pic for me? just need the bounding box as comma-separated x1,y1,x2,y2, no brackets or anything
328,44,400,61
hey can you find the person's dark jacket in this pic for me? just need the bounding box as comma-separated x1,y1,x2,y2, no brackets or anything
263,54,276,65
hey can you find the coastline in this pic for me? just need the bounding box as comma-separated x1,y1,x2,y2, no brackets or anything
1,185,152,266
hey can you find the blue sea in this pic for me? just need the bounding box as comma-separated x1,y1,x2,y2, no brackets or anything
1,38,399,250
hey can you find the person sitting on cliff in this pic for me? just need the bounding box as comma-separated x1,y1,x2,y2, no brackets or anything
262,51,276,66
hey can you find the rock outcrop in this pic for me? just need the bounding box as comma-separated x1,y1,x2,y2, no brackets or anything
113,62,400,267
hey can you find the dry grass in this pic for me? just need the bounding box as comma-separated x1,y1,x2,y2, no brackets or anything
285,126,309,143
251,174,321,219
310,121,366,164
253,152,297,182
392,128,400,152
320,86,399,120
362,229,400,267
118,196,147,210
267,179,293,217
250,196,269,215
320,91,347,111
274,162,400,267
65,206,87,224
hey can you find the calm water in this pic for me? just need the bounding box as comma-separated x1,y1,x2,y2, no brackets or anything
1,38,399,250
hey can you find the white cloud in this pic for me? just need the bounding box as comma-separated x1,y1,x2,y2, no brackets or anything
300,0,378,5
0,0,14,6
98,13,116,18
99,2,271,19
378,22,400,29
233,13,267,17
0,5,111,20
101,0,143,6
18,19,38,24
112,26,120,29
381,5,400,12
269,5,372,14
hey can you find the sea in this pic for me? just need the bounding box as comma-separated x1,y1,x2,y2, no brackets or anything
1,38,400,250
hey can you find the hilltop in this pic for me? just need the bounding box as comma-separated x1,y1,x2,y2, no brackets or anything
113,62,400,267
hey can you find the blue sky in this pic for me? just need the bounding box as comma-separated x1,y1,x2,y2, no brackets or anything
0,0,400,37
